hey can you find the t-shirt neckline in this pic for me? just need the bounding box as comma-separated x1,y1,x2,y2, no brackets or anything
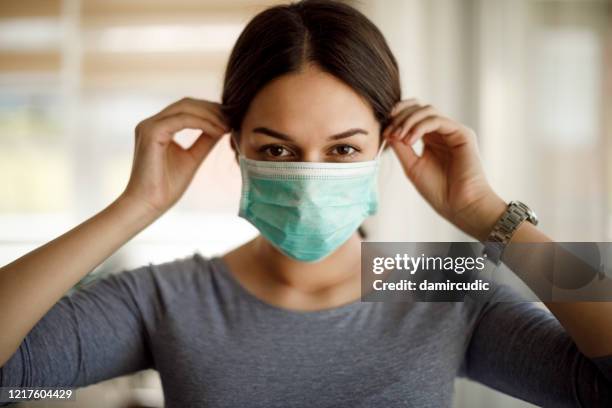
207,255,367,319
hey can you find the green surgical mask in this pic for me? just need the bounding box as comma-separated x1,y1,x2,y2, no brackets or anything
235,138,385,262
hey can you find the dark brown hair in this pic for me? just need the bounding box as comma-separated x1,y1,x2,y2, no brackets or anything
222,0,399,239
221,0,401,137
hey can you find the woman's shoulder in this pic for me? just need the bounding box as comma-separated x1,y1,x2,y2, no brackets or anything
78,252,221,312
144,251,214,278
122,252,218,296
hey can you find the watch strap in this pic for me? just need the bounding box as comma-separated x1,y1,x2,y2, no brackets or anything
483,201,537,265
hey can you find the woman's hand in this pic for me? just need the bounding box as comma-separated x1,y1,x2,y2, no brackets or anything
121,98,229,215
383,99,506,241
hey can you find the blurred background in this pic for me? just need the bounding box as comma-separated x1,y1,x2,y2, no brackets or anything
0,0,610,407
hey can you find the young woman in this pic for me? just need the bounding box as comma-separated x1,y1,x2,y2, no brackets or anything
1,1,611,406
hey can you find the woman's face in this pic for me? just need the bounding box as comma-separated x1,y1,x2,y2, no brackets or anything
238,64,381,162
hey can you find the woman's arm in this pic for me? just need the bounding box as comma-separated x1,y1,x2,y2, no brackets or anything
502,221,612,358
0,97,228,366
2,263,157,388
384,99,612,358
460,195,612,359
462,284,612,407
0,195,156,366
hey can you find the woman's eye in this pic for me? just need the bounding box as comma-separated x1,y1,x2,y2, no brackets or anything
332,145,357,156
261,145,292,158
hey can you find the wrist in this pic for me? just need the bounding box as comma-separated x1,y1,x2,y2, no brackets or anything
114,192,165,226
456,193,507,242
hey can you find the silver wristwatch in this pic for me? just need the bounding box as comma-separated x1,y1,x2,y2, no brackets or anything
483,200,538,265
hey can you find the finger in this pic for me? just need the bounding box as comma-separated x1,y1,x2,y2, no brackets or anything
406,116,464,147
384,104,423,139
391,98,420,116
390,139,420,180
422,138,451,162
155,98,229,131
187,131,219,163
153,113,226,144
198,101,227,126
384,108,412,139
404,117,442,146
397,106,437,141
422,132,448,149
384,99,421,138
183,99,228,130
156,97,225,123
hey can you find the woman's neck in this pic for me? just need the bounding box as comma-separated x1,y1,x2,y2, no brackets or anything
222,233,363,311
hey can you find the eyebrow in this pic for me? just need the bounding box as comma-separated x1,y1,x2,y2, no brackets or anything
252,127,368,141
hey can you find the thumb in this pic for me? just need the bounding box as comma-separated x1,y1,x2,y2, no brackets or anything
390,139,420,180
188,131,222,164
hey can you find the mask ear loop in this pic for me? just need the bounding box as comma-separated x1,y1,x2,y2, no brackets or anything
376,138,387,160
230,131,244,158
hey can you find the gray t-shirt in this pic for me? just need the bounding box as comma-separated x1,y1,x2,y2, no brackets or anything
1,254,611,407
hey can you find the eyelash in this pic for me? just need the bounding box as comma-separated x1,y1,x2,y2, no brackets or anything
257,144,294,159
257,144,361,160
330,145,360,158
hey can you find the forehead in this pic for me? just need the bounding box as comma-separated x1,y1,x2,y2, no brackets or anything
243,65,378,135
